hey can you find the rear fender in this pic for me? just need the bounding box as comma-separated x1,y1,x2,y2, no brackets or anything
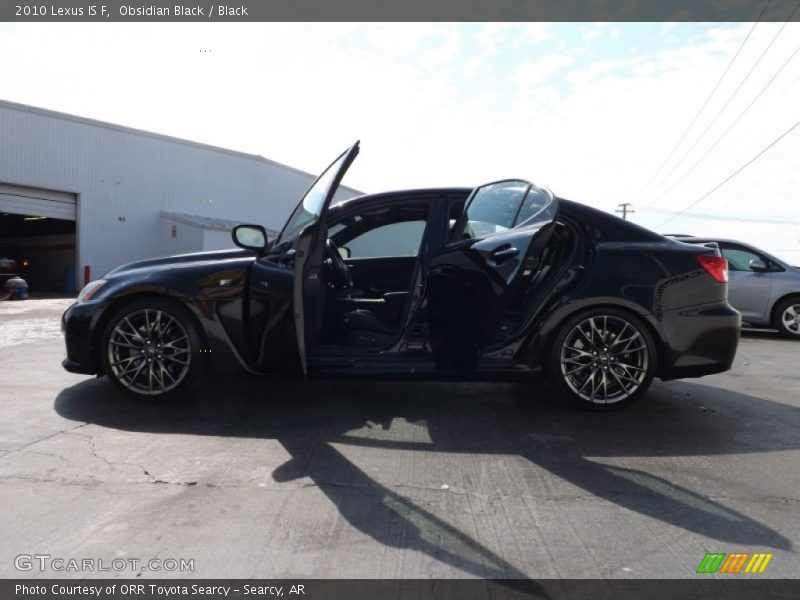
525,297,667,376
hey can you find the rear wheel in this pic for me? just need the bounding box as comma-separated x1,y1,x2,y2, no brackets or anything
774,297,800,339
548,308,656,411
100,298,202,400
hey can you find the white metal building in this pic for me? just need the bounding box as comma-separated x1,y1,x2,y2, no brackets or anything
0,99,361,292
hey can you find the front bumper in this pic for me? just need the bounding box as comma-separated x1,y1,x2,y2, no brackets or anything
656,301,741,380
61,300,108,375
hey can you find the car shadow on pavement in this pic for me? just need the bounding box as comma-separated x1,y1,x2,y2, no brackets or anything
740,328,793,341
54,375,796,577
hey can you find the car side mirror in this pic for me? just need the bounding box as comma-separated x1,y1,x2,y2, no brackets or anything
232,224,268,255
749,259,768,273
338,246,352,260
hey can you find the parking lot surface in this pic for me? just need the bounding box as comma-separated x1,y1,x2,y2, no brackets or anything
0,298,798,578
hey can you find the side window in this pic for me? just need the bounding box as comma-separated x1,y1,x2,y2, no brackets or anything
329,202,431,259
515,186,551,226
720,245,763,271
347,221,427,258
457,180,529,240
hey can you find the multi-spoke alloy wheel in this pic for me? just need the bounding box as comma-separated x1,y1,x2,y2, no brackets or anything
551,310,655,409
776,299,800,338
102,299,201,399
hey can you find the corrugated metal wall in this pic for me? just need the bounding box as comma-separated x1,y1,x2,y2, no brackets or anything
202,229,237,252
159,218,205,257
0,100,362,285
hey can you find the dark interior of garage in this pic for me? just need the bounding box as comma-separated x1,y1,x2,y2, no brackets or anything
0,212,76,293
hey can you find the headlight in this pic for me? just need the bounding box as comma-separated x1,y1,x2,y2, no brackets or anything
77,279,107,302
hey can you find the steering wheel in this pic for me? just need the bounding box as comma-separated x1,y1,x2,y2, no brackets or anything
324,238,354,293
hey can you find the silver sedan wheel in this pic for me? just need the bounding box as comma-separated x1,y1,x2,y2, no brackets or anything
107,308,191,396
781,303,800,335
560,315,649,404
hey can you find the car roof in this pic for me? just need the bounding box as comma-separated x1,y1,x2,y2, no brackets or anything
331,187,665,243
332,187,471,209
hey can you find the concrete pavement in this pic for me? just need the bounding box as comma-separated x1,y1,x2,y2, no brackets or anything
0,299,798,579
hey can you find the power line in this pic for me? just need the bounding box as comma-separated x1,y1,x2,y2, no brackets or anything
633,0,773,200
656,118,800,229
645,11,796,203
615,202,635,220
643,37,800,207
637,206,798,225
643,3,798,203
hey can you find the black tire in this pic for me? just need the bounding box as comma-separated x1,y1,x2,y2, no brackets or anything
547,307,657,411
773,297,800,339
100,297,203,401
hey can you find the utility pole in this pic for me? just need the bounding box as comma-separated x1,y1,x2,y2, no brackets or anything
615,202,634,220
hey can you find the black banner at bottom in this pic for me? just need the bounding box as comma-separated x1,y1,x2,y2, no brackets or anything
3,579,799,600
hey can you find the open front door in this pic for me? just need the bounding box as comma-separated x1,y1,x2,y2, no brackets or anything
274,142,359,376
426,179,558,370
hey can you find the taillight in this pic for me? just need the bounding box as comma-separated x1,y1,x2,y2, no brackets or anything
696,254,728,283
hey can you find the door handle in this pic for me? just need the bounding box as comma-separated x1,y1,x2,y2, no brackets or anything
490,246,519,261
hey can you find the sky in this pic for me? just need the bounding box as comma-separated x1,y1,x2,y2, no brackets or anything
1,22,799,262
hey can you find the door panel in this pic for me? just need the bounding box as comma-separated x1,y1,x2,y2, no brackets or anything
719,244,773,322
345,256,417,297
291,143,360,376
728,271,772,322
244,142,359,377
426,180,558,370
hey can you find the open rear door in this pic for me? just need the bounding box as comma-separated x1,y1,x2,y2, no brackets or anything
426,179,558,370
273,142,359,376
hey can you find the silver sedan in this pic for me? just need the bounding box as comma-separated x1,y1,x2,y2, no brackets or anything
668,236,800,338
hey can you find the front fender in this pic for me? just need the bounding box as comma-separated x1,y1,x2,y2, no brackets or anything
86,259,252,373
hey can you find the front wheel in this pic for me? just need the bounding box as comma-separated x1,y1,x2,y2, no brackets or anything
774,298,800,339
100,298,203,400
548,308,656,411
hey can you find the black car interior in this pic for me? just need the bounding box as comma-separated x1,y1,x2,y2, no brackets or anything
317,202,432,350
313,192,577,356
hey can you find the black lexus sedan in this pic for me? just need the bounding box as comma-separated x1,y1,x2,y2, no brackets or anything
62,142,740,410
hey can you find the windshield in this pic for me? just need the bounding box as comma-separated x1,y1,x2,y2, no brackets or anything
276,149,351,244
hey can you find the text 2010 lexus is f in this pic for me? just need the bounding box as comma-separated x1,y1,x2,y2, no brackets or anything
62,142,740,410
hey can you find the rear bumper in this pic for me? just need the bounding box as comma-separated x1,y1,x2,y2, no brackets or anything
656,301,741,380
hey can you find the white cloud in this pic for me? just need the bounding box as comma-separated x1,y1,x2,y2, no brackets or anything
0,22,798,260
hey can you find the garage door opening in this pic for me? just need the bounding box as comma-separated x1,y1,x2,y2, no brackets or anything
0,184,77,294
